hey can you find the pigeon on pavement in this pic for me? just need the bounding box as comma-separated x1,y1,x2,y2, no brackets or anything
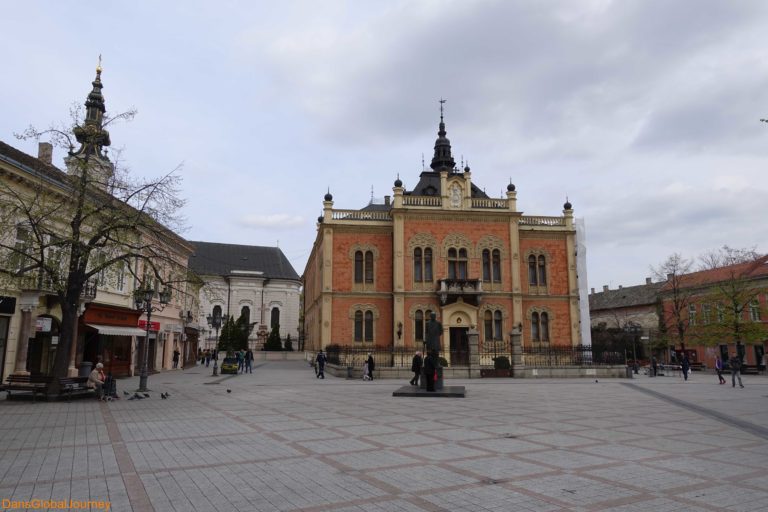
226,389,231,393
142,393,150,398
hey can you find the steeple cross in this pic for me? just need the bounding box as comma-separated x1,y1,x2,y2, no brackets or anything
439,98,446,119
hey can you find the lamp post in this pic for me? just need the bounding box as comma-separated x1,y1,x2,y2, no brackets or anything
206,313,224,376
134,285,171,392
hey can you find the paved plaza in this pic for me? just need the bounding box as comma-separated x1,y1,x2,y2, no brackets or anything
1,362,767,512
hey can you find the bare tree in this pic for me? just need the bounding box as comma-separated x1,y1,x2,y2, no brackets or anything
0,67,189,392
651,253,694,352
698,245,763,270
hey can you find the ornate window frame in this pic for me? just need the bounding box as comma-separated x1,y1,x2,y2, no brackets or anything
349,303,379,343
349,244,379,291
480,303,508,342
525,249,551,295
527,306,552,345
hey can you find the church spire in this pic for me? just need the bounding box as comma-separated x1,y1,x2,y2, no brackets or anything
430,98,455,171
72,55,111,159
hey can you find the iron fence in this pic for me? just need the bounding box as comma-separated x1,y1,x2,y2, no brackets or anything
521,345,625,367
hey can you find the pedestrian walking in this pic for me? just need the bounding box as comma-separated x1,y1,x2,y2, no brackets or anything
410,351,423,386
198,348,203,365
729,353,744,388
651,356,658,377
715,355,726,384
205,349,211,367
245,349,253,373
362,361,370,380
172,348,180,369
367,353,375,381
681,354,690,381
316,350,327,379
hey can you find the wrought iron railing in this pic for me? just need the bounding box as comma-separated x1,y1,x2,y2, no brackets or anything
521,345,625,367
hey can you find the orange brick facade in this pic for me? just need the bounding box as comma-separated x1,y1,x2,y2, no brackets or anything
303,117,582,357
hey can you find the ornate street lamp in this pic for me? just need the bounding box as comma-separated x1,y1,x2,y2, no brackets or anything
206,312,226,376
134,285,171,392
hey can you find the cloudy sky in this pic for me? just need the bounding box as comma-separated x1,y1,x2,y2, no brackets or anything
2,0,767,290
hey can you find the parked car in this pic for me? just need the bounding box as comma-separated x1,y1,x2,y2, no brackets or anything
220,357,238,374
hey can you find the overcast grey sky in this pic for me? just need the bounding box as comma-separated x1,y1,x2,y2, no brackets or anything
2,0,766,290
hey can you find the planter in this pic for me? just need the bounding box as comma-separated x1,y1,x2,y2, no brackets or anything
480,369,511,378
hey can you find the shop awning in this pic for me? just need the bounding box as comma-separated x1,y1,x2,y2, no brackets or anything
86,324,147,336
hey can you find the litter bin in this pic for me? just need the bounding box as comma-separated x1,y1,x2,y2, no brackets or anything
347,366,354,379
625,366,633,379
79,361,93,378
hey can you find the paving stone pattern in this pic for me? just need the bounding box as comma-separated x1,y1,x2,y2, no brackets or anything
0,362,767,511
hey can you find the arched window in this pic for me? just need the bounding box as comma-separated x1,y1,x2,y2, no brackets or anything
540,312,549,341
538,255,547,285
492,249,501,282
484,310,493,341
424,248,433,281
415,310,424,341
270,307,280,329
448,248,458,279
494,310,503,340
354,311,363,341
531,312,540,342
364,251,374,283
414,248,423,282
482,249,491,281
458,248,468,279
528,255,537,285
354,251,364,283
212,305,222,321
364,311,374,341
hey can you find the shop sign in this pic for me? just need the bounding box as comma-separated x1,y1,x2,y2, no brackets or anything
51,336,59,345
166,324,182,333
138,320,161,331
35,317,52,332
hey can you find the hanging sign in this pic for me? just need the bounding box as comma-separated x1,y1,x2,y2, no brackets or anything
138,320,161,331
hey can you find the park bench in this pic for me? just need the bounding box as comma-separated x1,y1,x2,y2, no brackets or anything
690,362,705,371
741,365,759,375
58,377,95,401
4,375,52,401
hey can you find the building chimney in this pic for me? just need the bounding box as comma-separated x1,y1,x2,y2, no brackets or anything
38,142,53,165
603,285,609,292
666,273,674,281
590,287,595,294
646,277,652,285
618,285,623,290
384,195,390,206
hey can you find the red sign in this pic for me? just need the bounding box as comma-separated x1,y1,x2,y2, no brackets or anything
138,320,161,331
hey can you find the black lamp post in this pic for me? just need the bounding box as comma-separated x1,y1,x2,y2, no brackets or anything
206,313,224,376
134,285,171,392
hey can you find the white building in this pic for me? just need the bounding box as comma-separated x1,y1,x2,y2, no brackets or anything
189,242,301,350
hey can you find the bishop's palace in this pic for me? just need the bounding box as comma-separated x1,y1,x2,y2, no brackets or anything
303,112,587,362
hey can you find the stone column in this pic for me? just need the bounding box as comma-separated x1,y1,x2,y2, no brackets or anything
510,329,523,377
13,305,35,375
467,327,480,378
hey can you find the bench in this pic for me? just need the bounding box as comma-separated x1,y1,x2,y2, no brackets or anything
690,362,706,371
4,375,52,401
657,364,682,377
59,377,95,401
741,365,759,375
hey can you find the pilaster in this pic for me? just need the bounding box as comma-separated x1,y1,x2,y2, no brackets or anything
320,228,334,348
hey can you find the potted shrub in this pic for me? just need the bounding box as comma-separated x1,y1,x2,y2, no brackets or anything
482,356,511,377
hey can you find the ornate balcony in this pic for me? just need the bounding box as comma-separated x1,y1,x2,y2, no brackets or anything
437,278,483,306
20,272,98,301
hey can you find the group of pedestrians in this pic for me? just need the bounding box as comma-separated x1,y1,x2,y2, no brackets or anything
234,349,255,373
198,348,217,367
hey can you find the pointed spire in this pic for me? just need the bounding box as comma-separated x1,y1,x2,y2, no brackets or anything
72,56,111,158
430,98,455,171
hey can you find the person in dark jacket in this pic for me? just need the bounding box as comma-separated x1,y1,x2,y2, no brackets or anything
172,349,180,369
729,353,744,388
715,355,726,385
681,355,690,381
410,351,423,386
367,354,375,381
316,350,327,379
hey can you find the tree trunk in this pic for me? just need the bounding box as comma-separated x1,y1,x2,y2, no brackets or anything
48,287,81,395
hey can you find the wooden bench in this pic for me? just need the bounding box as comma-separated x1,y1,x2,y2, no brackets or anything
690,362,706,372
59,377,95,401
4,375,52,401
741,365,759,375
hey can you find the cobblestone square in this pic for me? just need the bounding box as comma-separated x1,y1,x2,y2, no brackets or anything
1,361,767,511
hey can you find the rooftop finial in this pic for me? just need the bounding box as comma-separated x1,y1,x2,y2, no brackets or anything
421,153,425,171
430,98,455,171
97,54,102,74
439,97,446,121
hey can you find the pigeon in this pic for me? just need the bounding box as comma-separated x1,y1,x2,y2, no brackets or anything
164,392,171,398
133,393,144,400
123,391,130,396
160,393,167,399
142,393,150,398
226,389,232,393
595,379,599,383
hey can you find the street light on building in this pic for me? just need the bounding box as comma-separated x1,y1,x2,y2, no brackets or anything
134,285,171,392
